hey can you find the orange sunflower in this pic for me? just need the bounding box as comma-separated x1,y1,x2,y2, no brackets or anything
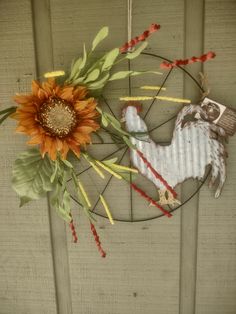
13,78,100,160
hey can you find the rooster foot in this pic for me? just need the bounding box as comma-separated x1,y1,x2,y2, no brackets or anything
157,189,181,206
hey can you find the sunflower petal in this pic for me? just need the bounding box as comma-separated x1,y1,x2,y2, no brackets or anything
76,126,96,134
67,140,81,157
74,100,89,111
60,141,69,159
56,137,63,150
72,132,91,144
37,88,48,101
42,136,57,160
16,125,27,133
32,80,41,96
49,139,57,160
18,106,37,113
59,86,74,102
14,94,33,104
27,134,43,145
73,86,88,100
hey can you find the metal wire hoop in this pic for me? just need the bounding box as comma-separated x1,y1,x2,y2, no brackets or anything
70,52,210,222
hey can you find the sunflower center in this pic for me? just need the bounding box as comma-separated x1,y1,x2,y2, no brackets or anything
38,98,78,138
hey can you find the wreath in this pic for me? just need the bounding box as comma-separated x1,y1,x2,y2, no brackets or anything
1,23,234,257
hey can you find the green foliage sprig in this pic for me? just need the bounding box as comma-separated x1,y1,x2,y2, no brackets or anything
66,27,162,94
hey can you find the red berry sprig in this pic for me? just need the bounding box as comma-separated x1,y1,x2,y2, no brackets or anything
120,23,160,53
90,222,106,258
69,215,78,243
160,51,216,69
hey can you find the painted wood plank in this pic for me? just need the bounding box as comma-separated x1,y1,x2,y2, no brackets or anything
0,1,57,313
196,1,236,313
31,1,73,313
50,1,134,313
179,0,205,313
131,1,185,313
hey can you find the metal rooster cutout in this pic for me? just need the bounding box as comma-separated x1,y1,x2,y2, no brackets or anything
124,101,231,206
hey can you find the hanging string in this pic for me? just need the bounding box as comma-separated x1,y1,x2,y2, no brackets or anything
127,0,132,45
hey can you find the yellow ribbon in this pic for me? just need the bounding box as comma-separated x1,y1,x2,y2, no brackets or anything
140,85,166,91
112,164,138,173
100,195,114,225
82,154,105,179
120,96,191,103
44,70,65,78
78,181,91,207
95,161,122,179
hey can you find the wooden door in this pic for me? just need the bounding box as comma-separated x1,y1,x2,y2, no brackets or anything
0,1,235,313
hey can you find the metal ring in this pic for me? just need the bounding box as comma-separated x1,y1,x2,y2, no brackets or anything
71,52,209,222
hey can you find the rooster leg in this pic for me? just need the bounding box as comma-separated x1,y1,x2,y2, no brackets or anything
150,189,181,206
158,189,169,205
167,190,181,206
149,189,168,206
155,189,181,206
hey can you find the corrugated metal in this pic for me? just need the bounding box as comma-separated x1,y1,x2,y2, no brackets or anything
124,104,227,199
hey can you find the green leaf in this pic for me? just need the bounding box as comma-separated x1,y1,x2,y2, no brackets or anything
78,44,87,72
108,71,132,81
0,111,15,125
101,48,119,71
50,160,58,183
87,73,110,90
92,26,109,51
102,158,118,166
111,71,136,81
12,148,56,202
109,70,162,81
61,159,73,169
84,68,100,83
19,196,32,207
62,190,71,212
125,41,148,60
0,106,17,116
69,44,88,82
70,57,83,79
105,113,121,128
72,76,86,85
70,58,76,72
122,136,136,149
101,115,109,127
105,118,130,137
56,204,71,223
50,182,62,206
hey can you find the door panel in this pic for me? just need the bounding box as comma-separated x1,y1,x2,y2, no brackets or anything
0,1,57,314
